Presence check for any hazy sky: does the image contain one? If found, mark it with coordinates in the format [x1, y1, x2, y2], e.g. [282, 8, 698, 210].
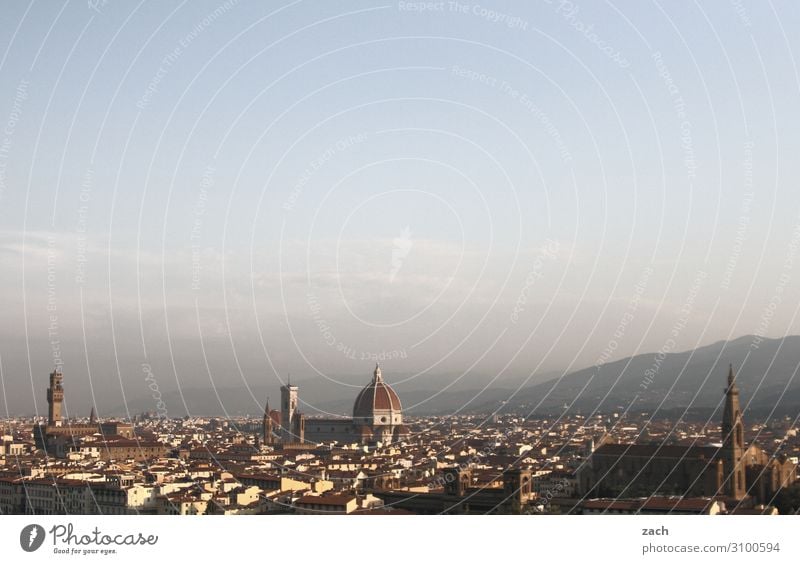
[2, 1, 800, 416]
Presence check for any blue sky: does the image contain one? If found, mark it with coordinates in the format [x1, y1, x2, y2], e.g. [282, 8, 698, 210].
[1, 1, 800, 415]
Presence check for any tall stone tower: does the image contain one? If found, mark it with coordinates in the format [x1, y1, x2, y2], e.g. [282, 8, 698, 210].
[262, 397, 273, 446]
[722, 364, 746, 499]
[443, 466, 472, 497]
[280, 381, 299, 443]
[47, 367, 64, 427]
[503, 467, 532, 512]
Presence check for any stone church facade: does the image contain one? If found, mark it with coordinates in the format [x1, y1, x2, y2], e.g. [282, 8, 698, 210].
[579, 366, 796, 504]
[263, 364, 410, 446]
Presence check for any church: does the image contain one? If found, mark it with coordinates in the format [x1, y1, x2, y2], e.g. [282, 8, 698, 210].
[578, 365, 796, 504]
[262, 364, 410, 446]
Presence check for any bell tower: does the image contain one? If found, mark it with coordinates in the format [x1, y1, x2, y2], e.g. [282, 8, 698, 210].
[503, 467, 532, 512]
[722, 365, 746, 499]
[280, 380, 299, 442]
[443, 466, 472, 497]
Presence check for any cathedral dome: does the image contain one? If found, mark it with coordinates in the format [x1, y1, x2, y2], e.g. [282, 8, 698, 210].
[353, 364, 402, 423]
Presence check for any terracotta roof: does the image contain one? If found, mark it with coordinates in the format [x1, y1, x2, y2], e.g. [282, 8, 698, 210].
[269, 410, 281, 427]
[594, 443, 721, 460]
[353, 365, 401, 417]
[641, 497, 715, 511]
[296, 494, 355, 506]
[236, 472, 281, 481]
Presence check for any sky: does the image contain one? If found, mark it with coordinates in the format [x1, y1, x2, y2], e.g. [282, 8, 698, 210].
[1, 0, 800, 417]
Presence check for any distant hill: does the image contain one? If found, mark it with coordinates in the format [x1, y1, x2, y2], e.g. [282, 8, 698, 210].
[114, 336, 800, 419]
[480, 335, 800, 417]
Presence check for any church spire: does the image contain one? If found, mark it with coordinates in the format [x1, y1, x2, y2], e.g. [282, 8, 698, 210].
[374, 363, 382, 382]
[722, 364, 746, 499]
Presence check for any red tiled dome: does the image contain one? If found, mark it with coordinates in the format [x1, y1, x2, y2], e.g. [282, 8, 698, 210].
[269, 410, 281, 428]
[353, 364, 402, 418]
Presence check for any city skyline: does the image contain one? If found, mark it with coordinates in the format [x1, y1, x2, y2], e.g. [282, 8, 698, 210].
[1, 360, 797, 516]
[2, 2, 800, 546]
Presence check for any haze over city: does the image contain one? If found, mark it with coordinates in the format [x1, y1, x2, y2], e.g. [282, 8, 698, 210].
[5, 7, 800, 556]
[2, 1, 800, 419]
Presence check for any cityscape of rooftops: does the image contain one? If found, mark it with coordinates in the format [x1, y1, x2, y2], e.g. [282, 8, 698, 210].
[2, 0, 800, 534]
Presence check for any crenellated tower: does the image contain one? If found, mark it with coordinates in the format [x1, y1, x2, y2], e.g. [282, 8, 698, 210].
[47, 367, 64, 427]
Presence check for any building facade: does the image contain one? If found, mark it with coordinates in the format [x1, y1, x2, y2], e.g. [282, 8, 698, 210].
[578, 365, 797, 504]
[285, 364, 410, 446]
[47, 367, 64, 426]
[34, 368, 135, 455]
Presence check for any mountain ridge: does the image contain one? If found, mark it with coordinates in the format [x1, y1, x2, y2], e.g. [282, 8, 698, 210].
[111, 335, 800, 417]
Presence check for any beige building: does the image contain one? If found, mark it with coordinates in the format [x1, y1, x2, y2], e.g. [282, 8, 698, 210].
[294, 493, 358, 514]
